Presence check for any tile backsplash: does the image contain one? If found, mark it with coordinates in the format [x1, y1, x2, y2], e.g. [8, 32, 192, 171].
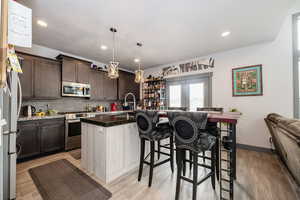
[22, 98, 117, 113]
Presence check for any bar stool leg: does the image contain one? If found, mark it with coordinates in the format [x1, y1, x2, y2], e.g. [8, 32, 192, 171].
[170, 136, 174, 173]
[157, 141, 161, 160]
[192, 152, 198, 200]
[211, 145, 216, 190]
[138, 138, 145, 181]
[175, 149, 183, 200]
[149, 141, 155, 187]
[215, 138, 220, 181]
[182, 150, 186, 176]
[189, 150, 193, 170]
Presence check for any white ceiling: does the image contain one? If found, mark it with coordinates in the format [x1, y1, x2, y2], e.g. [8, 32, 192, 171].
[18, 0, 294, 70]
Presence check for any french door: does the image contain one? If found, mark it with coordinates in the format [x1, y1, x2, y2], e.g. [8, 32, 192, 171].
[167, 74, 212, 111]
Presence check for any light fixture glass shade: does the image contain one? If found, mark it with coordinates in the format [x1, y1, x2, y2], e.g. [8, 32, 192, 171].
[108, 61, 119, 79]
[135, 69, 144, 83]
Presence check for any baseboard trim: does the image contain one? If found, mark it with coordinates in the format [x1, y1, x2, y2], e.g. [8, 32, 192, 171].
[237, 143, 274, 153]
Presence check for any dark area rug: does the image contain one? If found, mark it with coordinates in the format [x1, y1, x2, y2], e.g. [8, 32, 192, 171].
[29, 159, 112, 200]
[69, 149, 81, 160]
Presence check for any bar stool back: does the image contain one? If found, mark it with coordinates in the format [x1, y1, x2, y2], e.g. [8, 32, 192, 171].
[136, 110, 174, 187]
[167, 112, 216, 200]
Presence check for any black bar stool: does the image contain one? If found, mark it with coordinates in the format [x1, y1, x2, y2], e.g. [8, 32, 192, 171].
[136, 110, 174, 187]
[196, 107, 223, 180]
[167, 112, 217, 200]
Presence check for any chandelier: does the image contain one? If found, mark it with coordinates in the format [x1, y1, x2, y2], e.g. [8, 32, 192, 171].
[107, 28, 119, 79]
[134, 42, 144, 83]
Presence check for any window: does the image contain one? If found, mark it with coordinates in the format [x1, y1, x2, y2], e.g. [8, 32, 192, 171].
[166, 73, 212, 111]
[293, 14, 300, 118]
[189, 83, 204, 111]
[169, 85, 181, 107]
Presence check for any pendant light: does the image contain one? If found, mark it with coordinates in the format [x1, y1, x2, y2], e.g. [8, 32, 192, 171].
[107, 27, 119, 79]
[134, 42, 144, 83]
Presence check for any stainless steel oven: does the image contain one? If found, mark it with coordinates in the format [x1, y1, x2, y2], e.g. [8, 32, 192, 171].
[62, 82, 91, 98]
[65, 119, 81, 150]
[65, 112, 95, 150]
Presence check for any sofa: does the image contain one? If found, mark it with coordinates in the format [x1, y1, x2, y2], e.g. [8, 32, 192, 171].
[265, 113, 300, 186]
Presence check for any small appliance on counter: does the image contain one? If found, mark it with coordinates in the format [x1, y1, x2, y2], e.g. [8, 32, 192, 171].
[110, 102, 118, 111]
[22, 105, 36, 117]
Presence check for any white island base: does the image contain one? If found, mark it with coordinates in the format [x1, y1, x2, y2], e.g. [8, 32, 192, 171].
[81, 122, 141, 183]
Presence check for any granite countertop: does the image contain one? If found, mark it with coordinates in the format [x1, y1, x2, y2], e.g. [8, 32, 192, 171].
[18, 114, 65, 122]
[81, 114, 136, 127]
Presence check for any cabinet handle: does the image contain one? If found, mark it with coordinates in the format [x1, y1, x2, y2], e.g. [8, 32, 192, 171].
[16, 144, 22, 157]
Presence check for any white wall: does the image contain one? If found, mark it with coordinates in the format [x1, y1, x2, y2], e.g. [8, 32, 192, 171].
[145, 3, 300, 148]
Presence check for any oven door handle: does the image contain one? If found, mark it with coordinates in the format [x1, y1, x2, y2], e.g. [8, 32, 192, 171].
[67, 119, 81, 123]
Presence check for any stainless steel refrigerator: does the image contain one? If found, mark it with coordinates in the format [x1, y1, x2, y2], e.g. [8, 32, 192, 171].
[1, 71, 22, 200]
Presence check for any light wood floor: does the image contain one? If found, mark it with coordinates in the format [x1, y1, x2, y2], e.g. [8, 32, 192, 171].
[16, 149, 299, 200]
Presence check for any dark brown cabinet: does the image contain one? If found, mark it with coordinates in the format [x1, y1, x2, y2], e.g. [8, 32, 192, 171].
[34, 59, 60, 99]
[77, 62, 91, 84]
[17, 118, 65, 161]
[61, 58, 77, 82]
[18, 55, 34, 99]
[17, 52, 61, 100]
[103, 72, 118, 100]
[40, 119, 65, 153]
[17, 52, 139, 102]
[17, 121, 40, 159]
[118, 70, 140, 100]
[90, 70, 103, 100]
[58, 55, 91, 84]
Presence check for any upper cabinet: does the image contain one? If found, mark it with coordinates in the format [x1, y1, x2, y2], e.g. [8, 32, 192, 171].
[34, 59, 61, 99]
[18, 54, 34, 99]
[118, 70, 140, 100]
[89, 71, 103, 100]
[17, 52, 61, 100]
[103, 72, 118, 100]
[17, 53, 139, 102]
[57, 55, 91, 84]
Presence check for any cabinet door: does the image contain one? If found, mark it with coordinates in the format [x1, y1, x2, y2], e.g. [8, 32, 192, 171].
[34, 59, 61, 99]
[90, 71, 103, 100]
[128, 73, 140, 100]
[118, 71, 136, 100]
[103, 72, 117, 100]
[94, 126, 106, 180]
[77, 62, 91, 84]
[40, 120, 65, 153]
[124, 123, 140, 170]
[81, 123, 88, 170]
[18, 55, 34, 99]
[106, 126, 125, 181]
[62, 58, 77, 82]
[17, 122, 40, 160]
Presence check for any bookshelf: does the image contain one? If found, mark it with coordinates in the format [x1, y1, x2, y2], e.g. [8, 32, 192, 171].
[142, 78, 167, 110]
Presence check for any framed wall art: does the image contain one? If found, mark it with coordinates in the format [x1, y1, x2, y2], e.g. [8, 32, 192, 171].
[232, 65, 263, 96]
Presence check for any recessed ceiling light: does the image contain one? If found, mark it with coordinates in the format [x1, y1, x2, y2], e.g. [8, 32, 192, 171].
[134, 58, 140, 63]
[100, 45, 108, 50]
[37, 20, 47, 27]
[221, 31, 231, 37]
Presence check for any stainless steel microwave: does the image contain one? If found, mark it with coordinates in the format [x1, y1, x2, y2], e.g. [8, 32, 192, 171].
[62, 82, 91, 98]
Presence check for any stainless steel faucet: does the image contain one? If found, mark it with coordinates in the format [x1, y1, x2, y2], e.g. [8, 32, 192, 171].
[124, 93, 136, 110]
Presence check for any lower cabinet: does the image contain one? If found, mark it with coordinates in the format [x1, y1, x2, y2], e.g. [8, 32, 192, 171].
[81, 122, 141, 183]
[40, 120, 65, 153]
[17, 118, 65, 161]
[16, 121, 40, 159]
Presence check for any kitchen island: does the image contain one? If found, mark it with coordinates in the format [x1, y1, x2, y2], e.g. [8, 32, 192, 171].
[81, 114, 141, 183]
